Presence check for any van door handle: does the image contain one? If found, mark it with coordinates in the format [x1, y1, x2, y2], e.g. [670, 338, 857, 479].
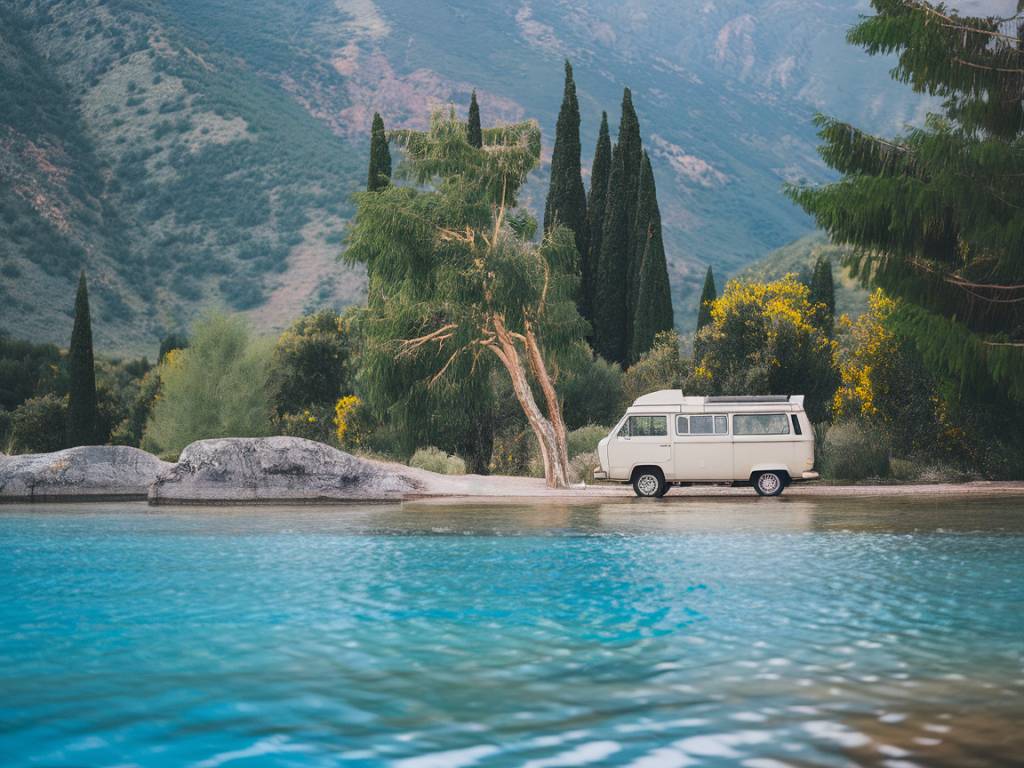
[658, 444, 670, 447]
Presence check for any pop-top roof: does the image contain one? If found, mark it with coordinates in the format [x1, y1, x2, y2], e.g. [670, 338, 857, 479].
[631, 391, 805, 408]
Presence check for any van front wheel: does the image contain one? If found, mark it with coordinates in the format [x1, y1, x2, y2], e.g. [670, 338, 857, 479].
[633, 469, 666, 498]
[753, 471, 785, 497]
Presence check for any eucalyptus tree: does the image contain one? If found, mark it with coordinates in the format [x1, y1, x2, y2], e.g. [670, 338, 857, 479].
[345, 109, 586, 487]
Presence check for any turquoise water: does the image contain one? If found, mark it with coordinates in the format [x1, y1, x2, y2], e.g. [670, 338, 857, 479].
[1, 498, 1023, 767]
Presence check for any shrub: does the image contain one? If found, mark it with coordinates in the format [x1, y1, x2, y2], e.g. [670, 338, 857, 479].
[271, 310, 351, 415]
[490, 428, 542, 478]
[10, 394, 68, 454]
[409, 446, 467, 475]
[821, 420, 890, 481]
[568, 451, 601, 484]
[567, 425, 609, 458]
[622, 330, 687, 410]
[559, 347, 623, 429]
[141, 314, 273, 455]
[275, 404, 336, 445]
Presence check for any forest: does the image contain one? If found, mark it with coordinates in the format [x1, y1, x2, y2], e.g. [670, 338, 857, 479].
[2, 1, 1023, 484]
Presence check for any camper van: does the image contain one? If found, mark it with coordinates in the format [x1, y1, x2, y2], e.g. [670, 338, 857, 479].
[594, 392, 818, 497]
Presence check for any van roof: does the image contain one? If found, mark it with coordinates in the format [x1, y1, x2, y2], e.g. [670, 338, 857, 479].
[631, 391, 805, 409]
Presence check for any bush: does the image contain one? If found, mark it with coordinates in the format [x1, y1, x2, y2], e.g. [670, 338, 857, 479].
[568, 451, 601, 484]
[275, 404, 336, 445]
[271, 310, 351, 415]
[821, 420, 890, 481]
[409, 446, 467, 475]
[559, 347, 623, 429]
[141, 314, 273, 455]
[10, 394, 67, 454]
[567, 425, 609, 458]
[622, 330, 687, 409]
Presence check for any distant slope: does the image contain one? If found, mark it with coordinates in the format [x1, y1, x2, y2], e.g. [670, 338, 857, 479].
[736, 231, 869, 319]
[0, 0, 364, 355]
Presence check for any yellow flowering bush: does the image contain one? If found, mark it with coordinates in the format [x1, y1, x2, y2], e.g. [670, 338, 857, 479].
[693, 275, 838, 422]
[833, 289, 897, 418]
[334, 395, 362, 445]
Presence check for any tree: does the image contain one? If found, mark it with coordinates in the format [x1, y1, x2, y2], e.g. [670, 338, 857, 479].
[630, 152, 674, 361]
[696, 265, 717, 333]
[345, 109, 586, 487]
[543, 61, 589, 318]
[788, 0, 1024, 406]
[158, 332, 188, 363]
[585, 111, 612, 326]
[693, 276, 839, 423]
[467, 90, 482, 149]
[270, 309, 351, 415]
[808, 255, 836, 335]
[366, 112, 392, 192]
[616, 89, 644, 331]
[142, 314, 273, 457]
[67, 271, 98, 446]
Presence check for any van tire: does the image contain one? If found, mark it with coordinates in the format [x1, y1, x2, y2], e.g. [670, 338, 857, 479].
[632, 468, 666, 498]
[753, 471, 786, 497]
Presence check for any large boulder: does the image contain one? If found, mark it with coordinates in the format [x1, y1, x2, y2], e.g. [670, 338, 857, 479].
[0, 446, 172, 501]
[149, 436, 422, 504]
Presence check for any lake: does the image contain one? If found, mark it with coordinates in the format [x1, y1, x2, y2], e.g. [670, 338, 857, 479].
[1, 497, 1022, 766]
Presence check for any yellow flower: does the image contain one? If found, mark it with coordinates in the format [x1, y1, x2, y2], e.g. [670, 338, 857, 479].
[334, 395, 361, 443]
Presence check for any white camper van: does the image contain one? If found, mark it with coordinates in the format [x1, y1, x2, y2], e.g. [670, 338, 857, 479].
[594, 392, 818, 497]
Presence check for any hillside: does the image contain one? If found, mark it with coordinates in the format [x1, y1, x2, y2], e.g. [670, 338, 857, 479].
[737, 231, 869, 319]
[0, 0, 927, 354]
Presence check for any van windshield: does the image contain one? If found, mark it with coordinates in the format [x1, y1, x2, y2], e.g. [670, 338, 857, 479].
[620, 415, 667, 437]
[733, 413, 790, 436]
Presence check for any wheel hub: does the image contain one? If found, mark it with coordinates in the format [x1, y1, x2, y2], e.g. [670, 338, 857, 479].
[637, 474, 660, 495]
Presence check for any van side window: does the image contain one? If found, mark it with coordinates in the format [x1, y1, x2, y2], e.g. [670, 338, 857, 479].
[791, 414, 802, 435]
[621, 415, 667, 437]
[690, 415, 714, 434]
[676, 416, 688, 434]
[733, 413, 790, 435]
[715, 415, 728, 434]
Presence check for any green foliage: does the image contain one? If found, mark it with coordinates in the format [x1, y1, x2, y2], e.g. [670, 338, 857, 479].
[821, 420, 890, 481]
[270, 309, 351, 415]
[593, 117, 631, 363]
[631, 152, 674, 361]
[141, 314, 273, 455]
[788, 1, 1024, 414]
[622, 330, 687, 409]
[109, 368, 160, 447]
[808, 255, 836, 334]
[543, 61, 588, 314]
[0, 332, 62, 411]
[467, 91, 482, 149]
[409, 446, 467, 475]
[567, 424, 608, 458]
[10, 394, 68, 454]
[274, 404, 337, 445]
[367, 112, 392, 192]
[158, 333, 188, 363]
[585, 111, 611, 332]
[67, 272, 98, 446]
[558, 346, 624, 429]
[696, 265, 716, 333]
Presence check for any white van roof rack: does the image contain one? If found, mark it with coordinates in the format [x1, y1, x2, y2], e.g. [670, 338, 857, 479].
[706, 395, 790, 404]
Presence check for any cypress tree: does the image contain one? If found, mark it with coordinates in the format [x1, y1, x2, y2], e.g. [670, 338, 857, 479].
[366, 112, 392, 192]
[585, 111, 611, 325]
[789, 1, 1024, 405]
[696, 265, 717, 333]
[593, 141, 630, 365]
[631, 153, 674, 361]
[543, 61, 589, 316]
[616, 89, 644, 313]
[467, 90, 482, 149]
[67, 271, 98, 447]
[809, 255, 836, 334]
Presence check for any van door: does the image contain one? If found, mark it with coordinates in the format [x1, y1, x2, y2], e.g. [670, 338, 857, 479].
[672, 414, 733, 481]
[607, 414, 672, 479]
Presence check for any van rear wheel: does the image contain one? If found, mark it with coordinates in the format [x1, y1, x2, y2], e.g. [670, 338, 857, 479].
[633, 469, 666, 498]
[753, 471, 785, 497]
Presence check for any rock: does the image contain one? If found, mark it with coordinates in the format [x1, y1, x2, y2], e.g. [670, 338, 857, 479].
[0, 446, 172, 501]
[149, 436, 422, 504]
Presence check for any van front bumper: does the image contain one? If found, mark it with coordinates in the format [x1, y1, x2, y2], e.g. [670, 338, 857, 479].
[592, 469, 608, 481]
[800, 471, 820, 481]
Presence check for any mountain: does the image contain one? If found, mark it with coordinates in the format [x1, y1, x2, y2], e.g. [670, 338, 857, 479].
[0, 0, 928, 355]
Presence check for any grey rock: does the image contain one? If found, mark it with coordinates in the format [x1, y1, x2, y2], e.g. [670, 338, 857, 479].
[149, 436, 422, 504]
[0, 446, 172, 501]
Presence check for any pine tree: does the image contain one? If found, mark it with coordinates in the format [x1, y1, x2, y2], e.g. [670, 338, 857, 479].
[585, 111, 612, 326]
[67, 271, 98, 447]
[366, 112, 392, 192]
[696, 265, 717, 333]
[809, 255, 836, 334]
[543, 61, 589, 317]
[631, 153, 674, 361]
[467, 90, 482, 149]
[788, 1, 1024, 404]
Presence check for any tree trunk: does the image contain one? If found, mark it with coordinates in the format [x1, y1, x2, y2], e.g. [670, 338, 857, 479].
[523, 321, 570, 483]
[489, 316, 571, 488]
